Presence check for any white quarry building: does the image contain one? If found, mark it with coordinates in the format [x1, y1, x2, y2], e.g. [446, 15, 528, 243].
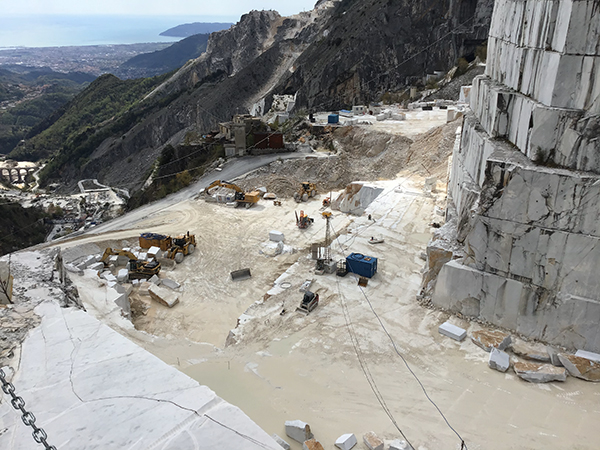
[426, 0, 600, 352]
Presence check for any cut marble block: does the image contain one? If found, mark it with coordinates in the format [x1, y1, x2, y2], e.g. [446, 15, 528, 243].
[438, 322, 467, 341]
[117, 269, 128, 283]
[363, 432, 383, 450]
[272, 434, 290, 450]
[161, 278, 181, 290]
[575, 350, 600, 363]
[514, 362, 567, 383]
[148, 284, 180, 308]
[335, 433, 357, 450]
[389, 439, 413, 450]
[489, 348, 510, 372]
[285, 420, 314, 443]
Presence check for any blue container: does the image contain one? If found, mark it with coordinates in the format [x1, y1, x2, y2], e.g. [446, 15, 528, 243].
[328, 114, 339, 124]
[346, 253, 378, 278]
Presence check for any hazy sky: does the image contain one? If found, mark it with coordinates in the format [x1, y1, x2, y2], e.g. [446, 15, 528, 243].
[2, 0, 319, 19]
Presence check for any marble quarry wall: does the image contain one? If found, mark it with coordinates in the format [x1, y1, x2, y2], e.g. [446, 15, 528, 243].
[426, 0, 600, 352]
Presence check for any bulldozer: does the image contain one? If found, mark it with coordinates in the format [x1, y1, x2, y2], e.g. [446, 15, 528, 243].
[294, 182, 317, 202]
[296, 290, 319, 315]
[205, 180, 261, 208]
[165, 232, 196, 263]
[100, 248, 161, 280]
[295, 210, 314, 229]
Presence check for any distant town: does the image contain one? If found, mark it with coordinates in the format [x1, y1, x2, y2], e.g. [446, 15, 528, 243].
[0, 42, 171, 75]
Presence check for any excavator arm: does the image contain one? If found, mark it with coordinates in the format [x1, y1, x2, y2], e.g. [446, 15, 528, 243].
[206, 180, 244, 193]
[100, 248, 137, 264]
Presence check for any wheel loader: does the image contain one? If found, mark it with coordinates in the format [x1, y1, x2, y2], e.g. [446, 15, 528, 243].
[166, 232, 196, 263]
[294, 182, 317, 202]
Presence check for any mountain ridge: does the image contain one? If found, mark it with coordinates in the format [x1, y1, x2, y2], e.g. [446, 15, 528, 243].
[17, 0, 494, 194]
[159, 22, 234, 37]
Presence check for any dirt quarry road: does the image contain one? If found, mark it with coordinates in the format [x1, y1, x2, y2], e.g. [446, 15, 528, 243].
[50, 117, 599, 450]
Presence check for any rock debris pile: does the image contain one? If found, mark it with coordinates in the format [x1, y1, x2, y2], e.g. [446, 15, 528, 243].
[237, 123, 459, 197]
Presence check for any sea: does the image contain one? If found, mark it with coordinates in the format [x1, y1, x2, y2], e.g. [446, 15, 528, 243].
[0, 15, 232, 48]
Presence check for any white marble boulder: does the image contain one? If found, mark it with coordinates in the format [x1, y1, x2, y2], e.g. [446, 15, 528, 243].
[335, 433, 357, 450]
[488, 348, 510, 372]
[285, 420, 314, 443]
[363, 431, 384, 450]
[272, 434, 290, 450]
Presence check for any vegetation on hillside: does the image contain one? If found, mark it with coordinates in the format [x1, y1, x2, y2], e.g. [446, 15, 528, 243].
[127, 142, 224, 209]
[10, 73, 170, 164]
[0, 68, 95, 154]
[0, 203, 50, 256]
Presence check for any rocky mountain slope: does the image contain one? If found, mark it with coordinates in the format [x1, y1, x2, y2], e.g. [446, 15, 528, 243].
[115, 33, 212, 79]
[23, 0, 493, 193]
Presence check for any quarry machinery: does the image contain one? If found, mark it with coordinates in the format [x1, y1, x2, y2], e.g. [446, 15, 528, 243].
[295, 210, 314, 229]
[139, 232, 172, 251]
[296, 290, 319, 315]
[100, 248, 161, 279]
[206, 180, 261, 208]
[294, 182, 317, 202]
[165, 232, 196, 263]
[316, 211, 335, 272]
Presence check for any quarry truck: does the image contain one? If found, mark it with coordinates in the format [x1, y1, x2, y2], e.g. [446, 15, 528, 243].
[139, 232, 172, 251]
[100, 248, 161, 279]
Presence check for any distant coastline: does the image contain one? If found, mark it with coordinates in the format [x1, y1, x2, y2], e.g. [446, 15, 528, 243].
[0, 15, 235, 48]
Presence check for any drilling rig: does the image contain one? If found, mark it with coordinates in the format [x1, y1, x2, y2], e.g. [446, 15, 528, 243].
[316, 212, 336, 273]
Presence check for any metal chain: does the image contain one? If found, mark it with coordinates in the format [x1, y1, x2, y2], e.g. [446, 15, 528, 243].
[0, 367, 57, 450]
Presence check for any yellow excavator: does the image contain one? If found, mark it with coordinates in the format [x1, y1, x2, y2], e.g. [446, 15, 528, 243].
[205, 180, 261, 208]
[165, 232, 196, 263]
[101, 248, 161, 279]
[294, 182, 317, 202]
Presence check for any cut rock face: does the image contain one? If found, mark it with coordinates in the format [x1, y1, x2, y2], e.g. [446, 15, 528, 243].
[558, 354, 600, 382]
[363, 431, 384, 450]
[514, 362, 567, 383]
[471, 329, 511, 352]
[285, 420, 314, 443]
[488, 348, 510, 372]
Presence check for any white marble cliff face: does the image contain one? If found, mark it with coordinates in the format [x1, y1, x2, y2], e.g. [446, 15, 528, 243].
[429, 0, 600, 352]
[0, 301, 279, 450]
